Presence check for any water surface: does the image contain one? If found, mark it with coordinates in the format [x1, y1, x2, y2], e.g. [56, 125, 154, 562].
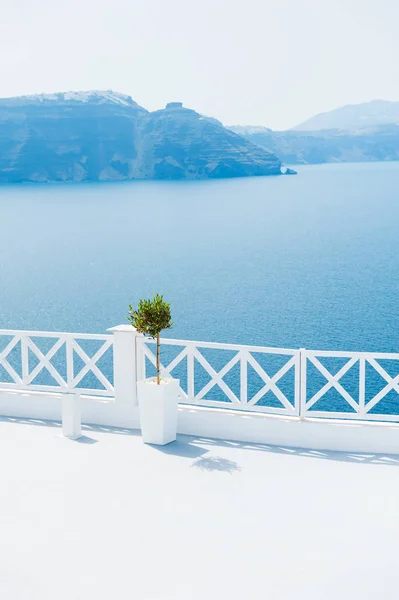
[1, 162, 398, 353]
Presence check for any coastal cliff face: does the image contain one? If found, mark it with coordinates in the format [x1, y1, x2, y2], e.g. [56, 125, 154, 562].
[137, 103, 281, 179]
[229, 124, 399, 165]
[231, 100, 399, 166]
[0, 92, 145, 183]
[0, 92, 281, 183]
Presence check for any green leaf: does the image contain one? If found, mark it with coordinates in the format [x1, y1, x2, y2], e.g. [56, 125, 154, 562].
[126, 293, 173, 338]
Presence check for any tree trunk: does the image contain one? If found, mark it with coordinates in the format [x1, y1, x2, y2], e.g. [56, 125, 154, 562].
[156, 332, 161, 385]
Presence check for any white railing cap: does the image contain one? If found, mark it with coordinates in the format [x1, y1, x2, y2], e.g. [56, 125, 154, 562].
[107, 324, 141, 334]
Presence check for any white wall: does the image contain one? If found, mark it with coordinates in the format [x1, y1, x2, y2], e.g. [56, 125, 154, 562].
[1, 388, 399, 455]
[0, 390, 140, 430]
[178, 405, 399, 454]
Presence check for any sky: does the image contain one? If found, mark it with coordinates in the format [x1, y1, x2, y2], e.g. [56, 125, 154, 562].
[1, 0, 399, 129]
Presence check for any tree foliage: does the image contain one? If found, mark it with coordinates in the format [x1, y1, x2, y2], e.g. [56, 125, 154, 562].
[127, 294, 172, 338]
[127, 294, 173, 384]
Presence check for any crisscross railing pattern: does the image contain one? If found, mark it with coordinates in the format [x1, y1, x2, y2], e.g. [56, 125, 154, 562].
[0, 330, 114, 396]
[2, 328, 399, 421]
[302, 350, 399, 421]
[137, 337, 300, 415]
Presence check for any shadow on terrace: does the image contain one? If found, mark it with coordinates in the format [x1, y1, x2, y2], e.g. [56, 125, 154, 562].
[1, 414, 399, 469]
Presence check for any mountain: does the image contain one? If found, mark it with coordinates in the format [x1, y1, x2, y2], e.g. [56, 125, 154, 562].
[0, 90, 142, 108]
[136, 103, 282, 179]
[293, 100, 399, 131]
[229, 123, 399, 165]
[0, 92, 282, 183]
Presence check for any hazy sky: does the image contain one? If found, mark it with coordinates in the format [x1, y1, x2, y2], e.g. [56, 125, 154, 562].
[1, 0, 398, 129]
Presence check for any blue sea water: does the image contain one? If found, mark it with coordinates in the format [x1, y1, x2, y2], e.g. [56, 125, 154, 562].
[1, 161, 399, 353]
[1, 161, 399, 414]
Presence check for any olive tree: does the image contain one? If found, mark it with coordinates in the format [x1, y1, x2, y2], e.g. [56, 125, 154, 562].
[127, 294, 173, 385]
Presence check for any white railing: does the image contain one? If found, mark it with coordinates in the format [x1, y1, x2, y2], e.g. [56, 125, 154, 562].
[0, 330, 114, 397]
[139, 339, 399, 421]
[301, 349, 399, 422]
[138, 337, 300, 416]
[1, 328, 399, 423]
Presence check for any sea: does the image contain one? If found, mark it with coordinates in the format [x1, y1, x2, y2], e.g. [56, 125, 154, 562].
[1, 161, 398, 351]
[1, 162, 399, 414]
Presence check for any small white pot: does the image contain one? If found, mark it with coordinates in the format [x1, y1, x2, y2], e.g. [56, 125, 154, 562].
[137, 377, 180, 445]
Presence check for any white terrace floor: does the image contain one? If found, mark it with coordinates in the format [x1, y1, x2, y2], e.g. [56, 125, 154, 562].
[1, 418, 399, 600]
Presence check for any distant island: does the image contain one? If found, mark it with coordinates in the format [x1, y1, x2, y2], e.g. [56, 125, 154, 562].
[229, 100, 399, 165]
[293, 99, 399, 131]
[0, 91, 283, 183]
[1, 93, 398, 183]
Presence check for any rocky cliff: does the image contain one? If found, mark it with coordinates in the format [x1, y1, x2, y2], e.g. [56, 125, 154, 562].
[229, 124, 399, 165]
[0, 91, 281, 183]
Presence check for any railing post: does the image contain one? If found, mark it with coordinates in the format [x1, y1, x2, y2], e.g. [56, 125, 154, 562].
[21, 334, 29, 385]
[107, 325, 142, 407]
[240, 350, 248, 407]
[299, 348, 307, 419]
[62, 392, 81, 439]
[359, 357, 366, 417]
[187, 344, 195, 403]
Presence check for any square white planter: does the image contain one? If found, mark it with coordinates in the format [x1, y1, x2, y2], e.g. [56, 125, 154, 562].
[137, 377, 180, 445]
